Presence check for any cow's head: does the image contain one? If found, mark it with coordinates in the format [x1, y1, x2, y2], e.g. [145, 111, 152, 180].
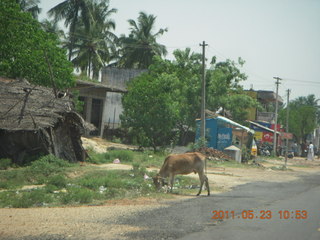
[152, 174, 165, 190]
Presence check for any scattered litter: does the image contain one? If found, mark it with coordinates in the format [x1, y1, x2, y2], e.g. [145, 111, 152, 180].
[99, 186, 107, 194]
[144, 173, 150, 180]
[53, 188, 67, 194]
[113, 158, 121, 164]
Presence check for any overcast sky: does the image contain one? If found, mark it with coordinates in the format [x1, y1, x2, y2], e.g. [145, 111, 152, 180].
[39, 0, 320, 102]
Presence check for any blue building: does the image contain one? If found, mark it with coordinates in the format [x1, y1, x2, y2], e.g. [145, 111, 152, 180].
[196, 116, 254, 151]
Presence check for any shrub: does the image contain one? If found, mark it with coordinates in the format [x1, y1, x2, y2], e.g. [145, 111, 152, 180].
[0, 158, 12, 170]
[61, 187, 95, 204]
[132, 162, 147, 177]
[105, 150, 134, 163]
[0, 169, 28, 189]
[27, 155, 72, 179]
[47, 174, 68, 188]
[10, 189, 53, 208]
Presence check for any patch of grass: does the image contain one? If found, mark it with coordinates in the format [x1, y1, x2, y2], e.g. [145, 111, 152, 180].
[0, 158, 12, 170]
[25, 155, 73, 184]
[105, 150, 134, 162]
[0, 169, 29, 189]
[270, 165, 293, 171]
[47, 174, 68, 188]
[0, 150, 203, 208]
[0, 189, 53, 208]
[86, 148, 166, 168]
[28, 155, 71, 174]
[60, 187, 96, 204]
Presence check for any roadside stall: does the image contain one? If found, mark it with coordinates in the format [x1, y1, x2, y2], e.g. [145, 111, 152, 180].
[196, 116, 255, 151]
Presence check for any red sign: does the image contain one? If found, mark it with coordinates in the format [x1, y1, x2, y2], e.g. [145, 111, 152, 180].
[270, 124, 281, 131]
[262, 132, 273, 143]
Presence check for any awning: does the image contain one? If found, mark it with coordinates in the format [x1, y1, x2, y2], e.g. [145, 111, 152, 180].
[247, 120, 280, 135]
[216, 116, 255, 134]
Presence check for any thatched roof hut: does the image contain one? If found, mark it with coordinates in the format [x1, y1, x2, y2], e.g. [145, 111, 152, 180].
[0, 77, 86, 164]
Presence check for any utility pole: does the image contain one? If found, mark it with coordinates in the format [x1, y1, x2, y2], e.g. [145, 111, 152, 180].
[200, 41, 208, 140]
[285, 89, 290, 167]
[273, 77, 282, 156]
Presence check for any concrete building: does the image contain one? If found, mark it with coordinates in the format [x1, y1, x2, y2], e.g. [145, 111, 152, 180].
[74, 68, 146, 137]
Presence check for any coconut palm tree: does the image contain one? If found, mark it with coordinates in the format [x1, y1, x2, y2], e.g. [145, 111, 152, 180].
[48, 0, 91, 60]
[17, 0, 41, 19]
[41, 19, 66, 40]
[118, 11, 168, 68]
[71, 0, 118, 79]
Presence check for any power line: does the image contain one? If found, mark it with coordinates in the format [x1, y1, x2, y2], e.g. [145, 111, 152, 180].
[283, 78, 320, 85]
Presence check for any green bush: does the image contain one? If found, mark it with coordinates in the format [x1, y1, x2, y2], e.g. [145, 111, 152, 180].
[0, 169, 28, 189]
[105, 150, 134, 163]
[47, 175, 68, 188]
[0, 158, 12, 170]
[87, 149, 135, 164]
[8, 189, 53, 208]
[27, 155, 72, 181]
[61, 187, 95, 204]
[132, 162, 147, 177]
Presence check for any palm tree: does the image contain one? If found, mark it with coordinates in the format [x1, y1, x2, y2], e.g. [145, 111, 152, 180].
[17, 0, 41, 19]
[173, 48, 202, 68]
[118, 11, 168, 68]
[48, 0, 91, 60]
[41, 19, 66, 40]
[71, 0, 118, 79]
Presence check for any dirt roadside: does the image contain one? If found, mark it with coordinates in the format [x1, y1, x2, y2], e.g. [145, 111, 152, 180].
[1, 139, 320, 240]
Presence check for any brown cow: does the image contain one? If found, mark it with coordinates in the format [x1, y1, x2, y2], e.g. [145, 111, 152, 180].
[153, 152, 210, 196]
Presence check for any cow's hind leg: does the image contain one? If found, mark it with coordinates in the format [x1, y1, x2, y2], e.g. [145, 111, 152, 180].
[197, 173, 205, 196]
[204, 175, 210, 196]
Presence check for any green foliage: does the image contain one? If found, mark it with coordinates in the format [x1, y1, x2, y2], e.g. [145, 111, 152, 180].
[121, 52, 255, 149]
[26, 155, 72, 183]
[0, 189, 53, 208]
[0, 0, 74, 89]
[87, 149, 135, 164]
[71, 1, 118, 78]
[118, 11, 167, 68]
[0, 168, 29, 189]
[0, 158, 12, 170]
[0, 151, 198, 207]
[47, 174, 68, 188]
[61, 187, 96, 204]
[121, 70, 180, 150]
[279, 94, 318, 143]
[241, 145, 251, 162]
[188, 137, 208, 150]
[206, 58, 259, 123]
[105, 150, 134, 162]
[132, 162, 147, 177]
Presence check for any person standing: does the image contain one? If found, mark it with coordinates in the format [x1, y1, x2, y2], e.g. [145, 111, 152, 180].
[307, 142, 314, 161]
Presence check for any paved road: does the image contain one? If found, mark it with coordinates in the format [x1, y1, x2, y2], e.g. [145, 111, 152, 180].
[120, 173, 320, 240]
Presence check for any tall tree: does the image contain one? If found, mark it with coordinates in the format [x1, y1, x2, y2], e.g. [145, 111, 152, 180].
[16, 0, 41, 19]
[205, 57, 258, 124]
[118, 12, 167, 68]
[121, 70, 180, 151]
[41, 19, 66, 40]
[48, 0, 91, 60]
[0, 0, 74, 89]
[71, 0, 118, 79]
[279, 94, 318, 143]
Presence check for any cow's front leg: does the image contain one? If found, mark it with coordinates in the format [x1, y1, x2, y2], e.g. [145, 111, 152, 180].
[169, 173, 175, 192]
